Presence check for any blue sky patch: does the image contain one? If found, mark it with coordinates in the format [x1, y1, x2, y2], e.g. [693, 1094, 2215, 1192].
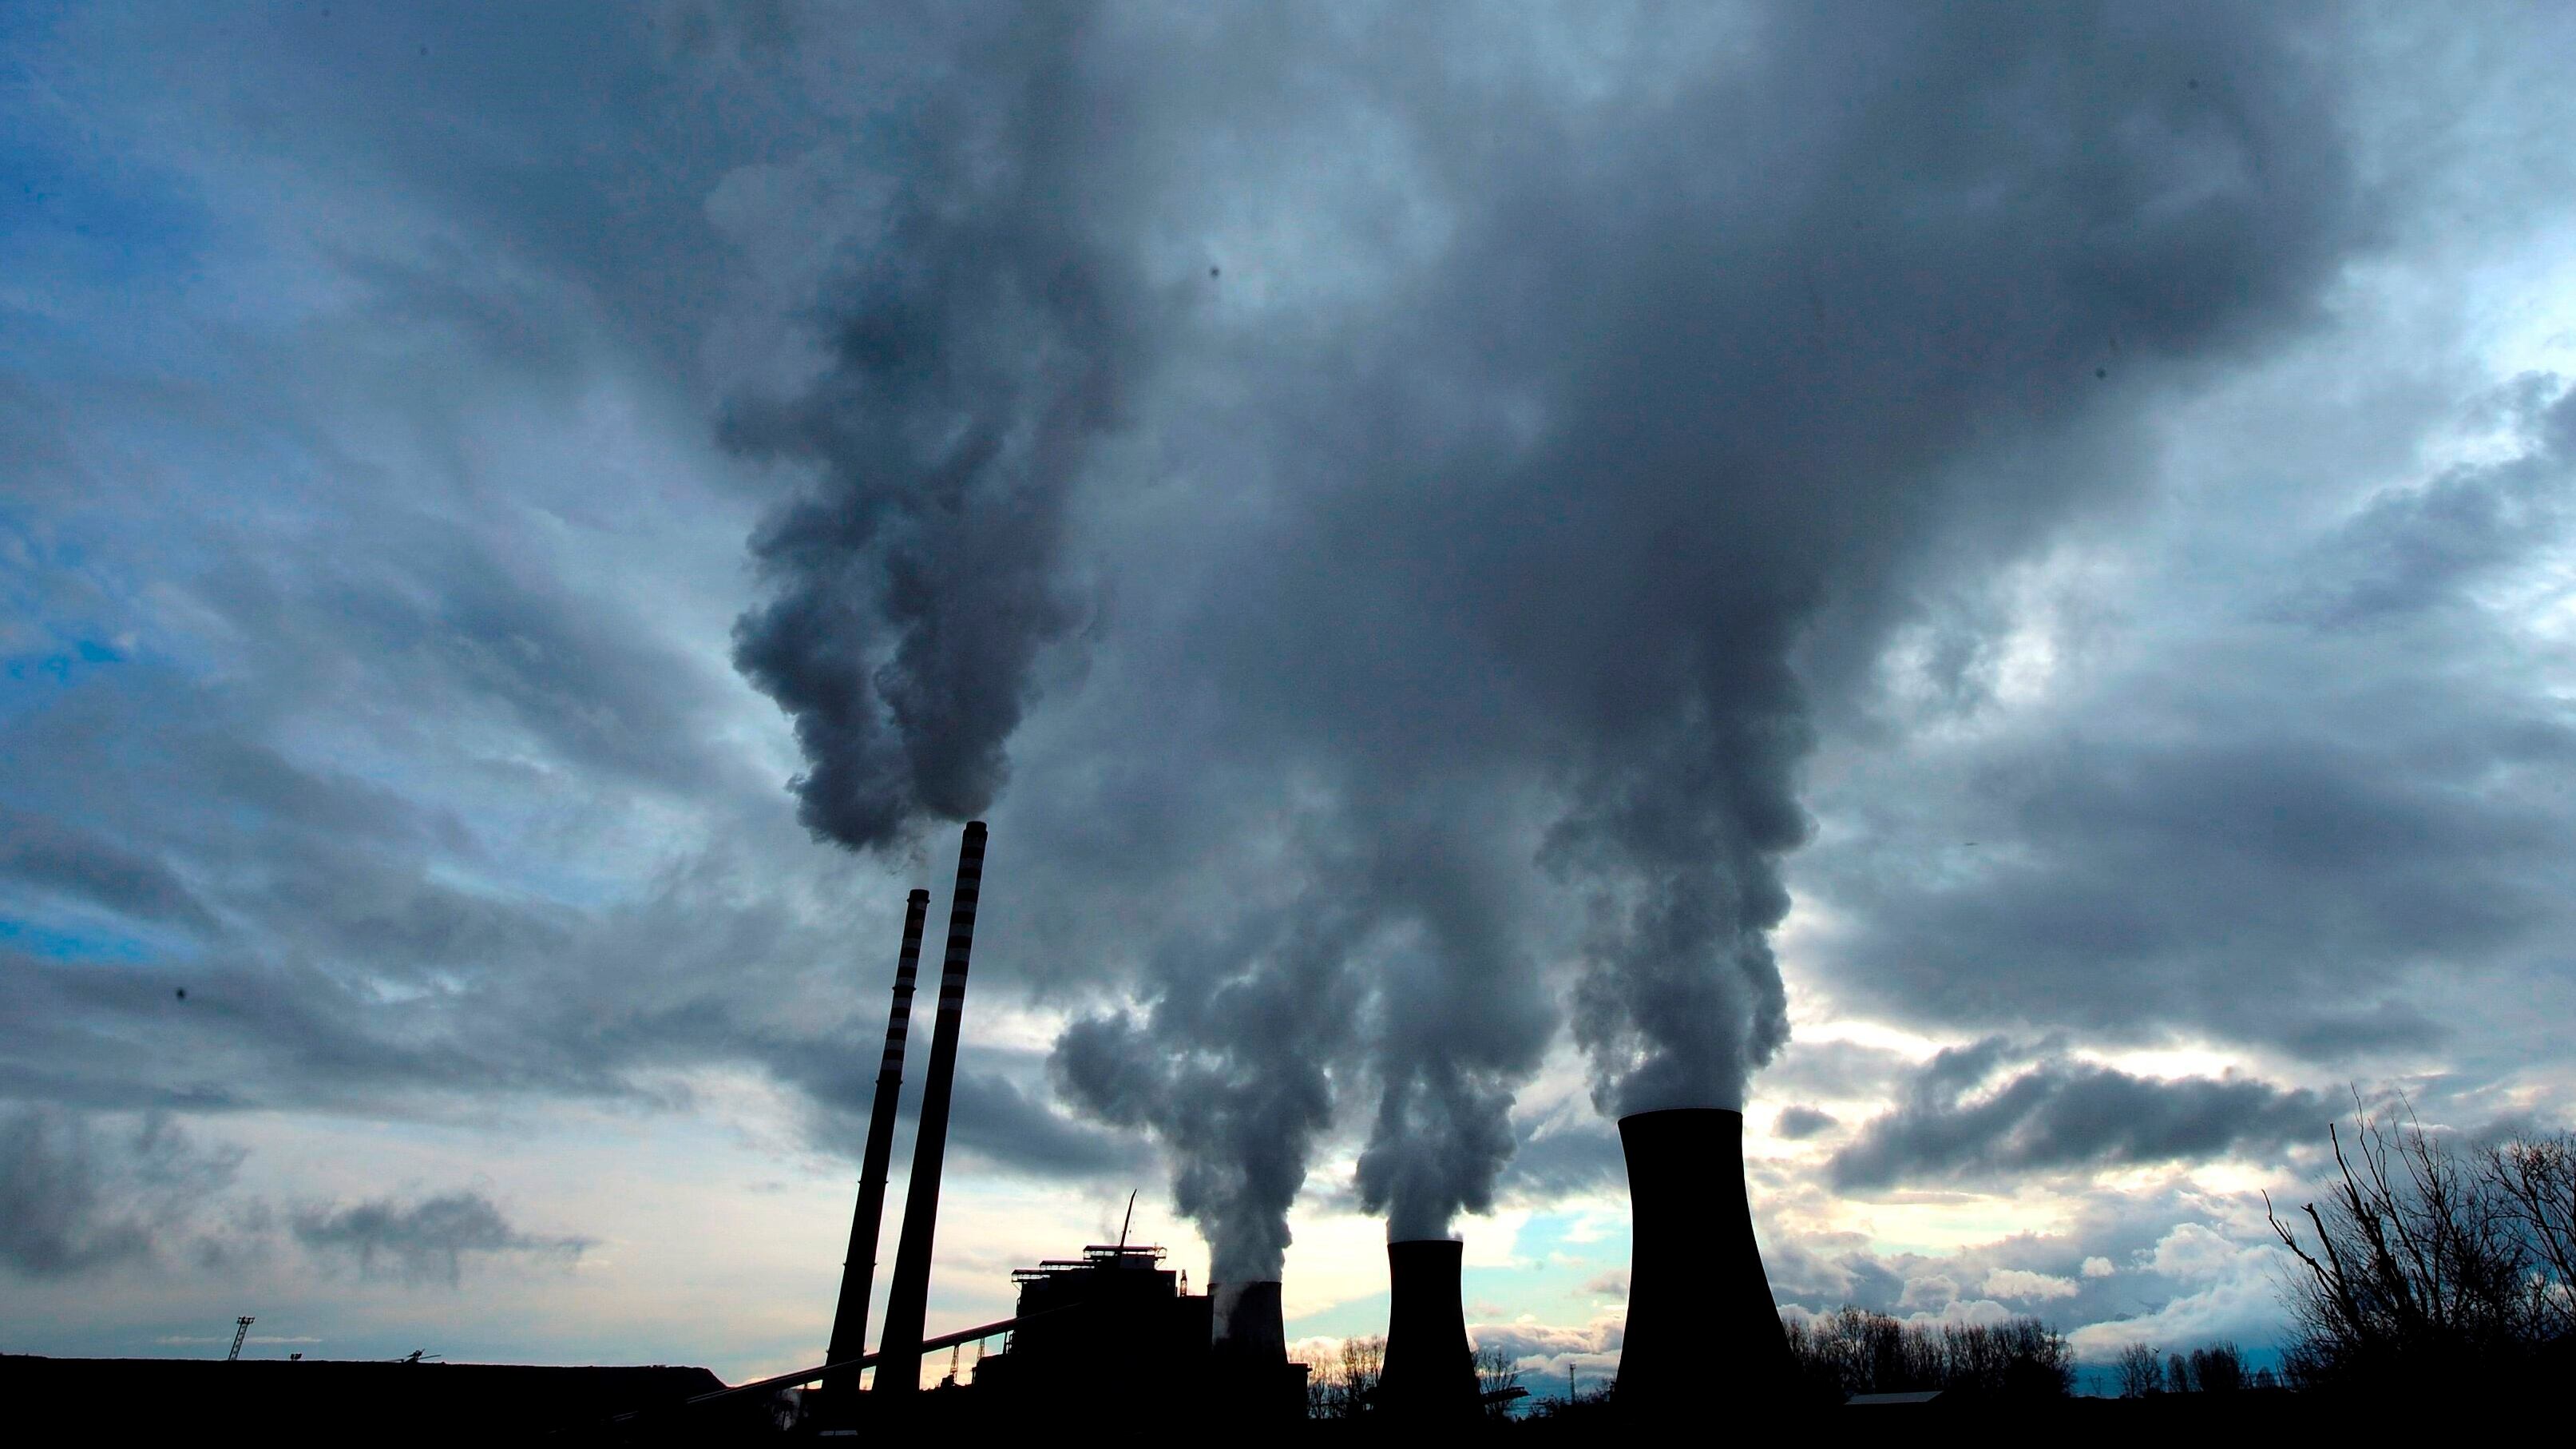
[0, 914, 151, 963]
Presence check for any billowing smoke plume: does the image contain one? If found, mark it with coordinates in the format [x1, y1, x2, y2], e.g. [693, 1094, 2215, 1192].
[735, 2, 2356, 1264]
[1053, 804, 1554, 1264]
[1052, 896, 1360, 1281]
[729, 10, 1147, 853]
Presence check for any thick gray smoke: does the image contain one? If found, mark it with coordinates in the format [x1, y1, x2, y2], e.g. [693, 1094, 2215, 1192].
[1052, 803, 1555, 1263]
[1052, 898, 1360, 1281]
[735, 2, 2357, 1267]
[728, 10, 1147, 853]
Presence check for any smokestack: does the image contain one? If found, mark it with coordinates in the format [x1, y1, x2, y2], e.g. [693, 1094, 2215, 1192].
[1377, 1238, 1478, 1423]
[820, 887, 931, 1400]
[1615, 1107, 1793, 1422]
[874, 822, 989, 1393]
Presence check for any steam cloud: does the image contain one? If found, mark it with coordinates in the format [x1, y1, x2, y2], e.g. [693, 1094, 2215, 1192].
[734, 3, 2356, 1268]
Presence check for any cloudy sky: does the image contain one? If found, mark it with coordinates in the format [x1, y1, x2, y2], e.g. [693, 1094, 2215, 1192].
[6, 0, 2574, 1389]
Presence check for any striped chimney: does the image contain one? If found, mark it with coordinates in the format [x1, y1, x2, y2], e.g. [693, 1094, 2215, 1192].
[820, 886, 930, 1399]
[874, 822, 989, 1392]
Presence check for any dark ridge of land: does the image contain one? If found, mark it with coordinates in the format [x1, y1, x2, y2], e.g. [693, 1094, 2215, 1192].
[0, 1355, 751, 1444]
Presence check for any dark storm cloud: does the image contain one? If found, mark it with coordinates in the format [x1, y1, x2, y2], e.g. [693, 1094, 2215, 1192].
[2295, 378, 2576, 629]
[1775, 1106, 1840, 1141]
[769, 1034, 1147, 1181]
[293, 1191, 586, 1287]
[0, 0, 1118, 1197]
[0, 806, 216, 931]
[1754, 1037, 1924, 1106]
[0, 1106, 246, 1277]
[0, 661, 1147, 1184]
[1800, 374, 2576, 1063]
[220, 522, 731, 792]
[1496, 1116, 1627, 1201]
[1828, 1039, 2328, 1190]
[2, 1101, 585, 1299]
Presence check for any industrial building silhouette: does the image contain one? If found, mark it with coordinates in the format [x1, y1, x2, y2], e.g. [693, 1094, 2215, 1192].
[7, 823, 1812, 1439]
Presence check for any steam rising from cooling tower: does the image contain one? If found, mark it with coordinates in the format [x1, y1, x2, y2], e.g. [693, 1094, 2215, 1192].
[1052, 829, 1549, 1276]
[732, 5, 2359, 1266]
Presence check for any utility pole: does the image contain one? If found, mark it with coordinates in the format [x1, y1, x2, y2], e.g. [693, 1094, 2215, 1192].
[228, 1317, 255, 1361]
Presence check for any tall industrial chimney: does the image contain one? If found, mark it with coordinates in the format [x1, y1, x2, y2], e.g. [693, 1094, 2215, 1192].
[1615, 1107, 1793, 1422]
[1377, 1238, 1479, 1423]
[874, 822, 989, 1394]
[819, 887, 930, 1401]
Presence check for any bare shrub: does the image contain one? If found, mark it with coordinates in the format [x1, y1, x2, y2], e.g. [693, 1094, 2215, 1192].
[2268, 1098, 2574, 1387]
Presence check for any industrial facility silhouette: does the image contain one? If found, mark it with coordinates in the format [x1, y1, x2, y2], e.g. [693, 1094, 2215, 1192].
[2, 822, 1805, 1439]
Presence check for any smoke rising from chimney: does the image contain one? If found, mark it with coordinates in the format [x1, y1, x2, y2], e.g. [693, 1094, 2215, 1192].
[728, 11, 1145, 856]
[732, 2, 2356, 1259]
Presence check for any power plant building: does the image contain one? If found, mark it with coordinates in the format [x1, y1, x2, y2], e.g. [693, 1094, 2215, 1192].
[973, 1243, 1207, 1395]
[974, 1243, 1306, 1417]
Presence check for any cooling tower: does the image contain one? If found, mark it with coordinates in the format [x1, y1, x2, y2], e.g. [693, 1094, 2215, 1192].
[1208, 1280, 1287, 1367]
[1615, 1106, 1794, 1422]
[1377, 1238, 1479, 1423]
[1206, 1279, 1308, 1419]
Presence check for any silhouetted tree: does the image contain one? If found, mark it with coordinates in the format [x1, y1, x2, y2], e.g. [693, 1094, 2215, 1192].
[2268, 1100, 2576, 1388]
[2188, 1342, 2245, 1393]
[1472, 1344, 1520, 1419]
[1779, 1309, 2070, 1400]
[1781, 1308, 1939, 1402]
[2486, 1135, 2576, 1343]
[2166, 1351, 2191, 1393]
[1302, 1335, 1385, 1419]
[1302, 1359, 1332, 1419]
[2113, 1341, 2162, 1398]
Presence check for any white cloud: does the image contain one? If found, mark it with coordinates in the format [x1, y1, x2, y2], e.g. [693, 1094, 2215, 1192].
[2081, 1256, 2116, 1278]
[2067, 1268, 2282, 1360]
[2147, 1222, 2259, 1282]
[1982, 1268, 2079, 1301]
[1912, 1297, 2013, 1329]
